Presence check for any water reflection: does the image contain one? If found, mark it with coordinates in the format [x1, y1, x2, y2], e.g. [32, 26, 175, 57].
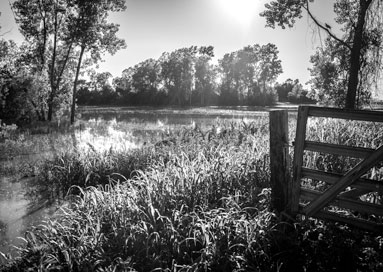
[0, 178, 29, 257]
[0, 177, 58, 261]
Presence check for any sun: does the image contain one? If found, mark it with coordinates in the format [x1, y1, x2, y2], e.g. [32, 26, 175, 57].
[215, 0, 261, 28]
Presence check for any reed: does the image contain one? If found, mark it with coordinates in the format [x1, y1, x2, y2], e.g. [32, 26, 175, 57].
[1, 117, 383, 271]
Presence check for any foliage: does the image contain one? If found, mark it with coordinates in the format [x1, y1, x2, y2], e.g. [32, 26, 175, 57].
[308, 37, 374, 107]
[112, 59, 168, 106]
[109, 44, 282, 107]
[218, 44, 282, 106]
[275, 79, 315, 103]
[308, 39, 348, 106]
[66, 0, 126, 123]
[193, 52, 217, 106]
[77, 73, 119, 105]
[8, 0, 126, 125]
[159, 46, 215, 106]
[261, 0, 383, 109]
[0, 122, 18, 140]
[0, 39, 56, 124]
[12, 0, 76, 121]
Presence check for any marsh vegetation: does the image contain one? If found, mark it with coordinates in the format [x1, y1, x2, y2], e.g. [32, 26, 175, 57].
[1, 107, 382, 271]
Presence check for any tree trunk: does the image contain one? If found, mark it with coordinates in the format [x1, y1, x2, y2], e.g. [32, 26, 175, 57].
[40, 11, 47, 71]
[201, 88, 205, 106]
[48, 9, 59, 121]
[40, 105, 46, 121]
[71, 45, 85, 124]
[29, 98, 43, 121]
[55, 42, 73, 91]
[345, 0, 370, 109]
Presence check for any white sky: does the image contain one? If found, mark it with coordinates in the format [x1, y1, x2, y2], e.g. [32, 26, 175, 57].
[0, 0, 340, 85]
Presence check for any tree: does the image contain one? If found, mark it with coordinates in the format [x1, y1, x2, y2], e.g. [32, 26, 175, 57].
[90, 71, 117, 104]
[275, 78, 314, 103]
[218, 51, 240, 105]
[130, 59, 161, 104]
[160, 46, 214, 106]
[111, 59, 165, 106]
[308, 38, 349, 106]
[275, 79, 295, 102]
[113, 67, 134, 104]
[194, 54, 217, 106]
[88, 71, 113, 92]
[68, 0, 126, 123]
[12, 0, 74, 121]
[12, 0, 126, 123]
[0, 39, 52, 124]
[287, 80, 313, 103]
[261, 0, 383, 109]
[218, 44, 282, 105]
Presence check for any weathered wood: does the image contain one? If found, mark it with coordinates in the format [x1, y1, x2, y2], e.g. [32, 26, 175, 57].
[269, 110, 290, 213]
[339, 188, 373, 199]
[291, 106, 309, 213]
[305, 141, 373, 158]
[300, 188, 383, 216]
[303, 145, 383, 216]
[289, 106, 383, 231]
[301, 167, 383, 193]
[308, 106, 383, 122]
[299, 205, 382, 233]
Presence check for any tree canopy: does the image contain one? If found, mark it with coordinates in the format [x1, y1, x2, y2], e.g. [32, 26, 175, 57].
[8, 0, 126, 124]
[219, 43, 282, 106]
[98, 44, 284, 107]
[261, 0, 383, 108]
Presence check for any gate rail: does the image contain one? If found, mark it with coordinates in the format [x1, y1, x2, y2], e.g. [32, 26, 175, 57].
[269, 106, 383, 232]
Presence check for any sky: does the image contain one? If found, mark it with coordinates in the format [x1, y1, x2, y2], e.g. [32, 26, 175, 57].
[0, 0, 339, 85]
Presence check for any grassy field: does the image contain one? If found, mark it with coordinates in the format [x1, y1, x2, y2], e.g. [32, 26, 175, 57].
[1, 116, 383, 271]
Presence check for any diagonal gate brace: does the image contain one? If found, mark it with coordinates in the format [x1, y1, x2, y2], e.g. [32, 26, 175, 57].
[304, 145, 383, 217]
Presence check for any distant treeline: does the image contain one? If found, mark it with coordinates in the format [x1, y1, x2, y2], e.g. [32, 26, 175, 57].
[77, 45, 315, 107]
[1, 42, 315, 127]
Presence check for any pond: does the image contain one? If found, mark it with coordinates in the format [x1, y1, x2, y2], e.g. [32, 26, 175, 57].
[0, 106, 295, 261]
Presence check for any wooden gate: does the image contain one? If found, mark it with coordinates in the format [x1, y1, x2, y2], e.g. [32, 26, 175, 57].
[290, 106, 383, 232]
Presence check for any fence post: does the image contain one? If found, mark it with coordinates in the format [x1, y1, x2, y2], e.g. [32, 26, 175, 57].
[269, 110, 290, 214]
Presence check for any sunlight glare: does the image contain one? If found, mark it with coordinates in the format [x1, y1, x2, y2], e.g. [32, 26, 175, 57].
[215, 0, 260, 28]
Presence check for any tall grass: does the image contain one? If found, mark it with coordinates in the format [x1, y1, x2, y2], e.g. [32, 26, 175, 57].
[1, 117, 383, 271]
[304, 118, 383, 205]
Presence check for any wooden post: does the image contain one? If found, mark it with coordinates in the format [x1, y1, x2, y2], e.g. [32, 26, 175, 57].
[269, 110, 290, 214]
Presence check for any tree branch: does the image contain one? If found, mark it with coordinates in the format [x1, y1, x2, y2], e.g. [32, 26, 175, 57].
[303, 1, 352, 51]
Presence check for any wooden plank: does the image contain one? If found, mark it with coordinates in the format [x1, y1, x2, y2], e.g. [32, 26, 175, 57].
[291, 106, 309, 214]
[299, 205, 383, 233]
[305, 141, 373, 158]
[269, 110, 290, 213]
[301, 168, 383, 193]
[308, 106, 383, 123]
[300, 188, 383, 216]
[339, 188, 373, 199]
[303, 145, 383, 216]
